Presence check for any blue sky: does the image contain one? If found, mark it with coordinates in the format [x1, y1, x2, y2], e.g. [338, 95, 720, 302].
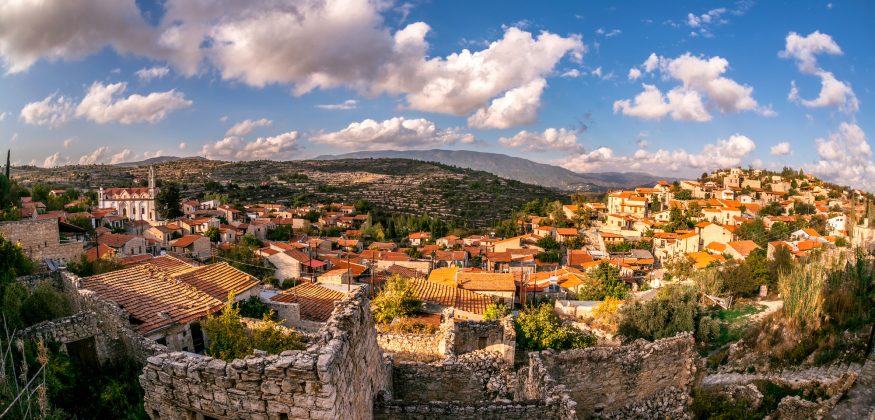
[0, 0, 873, 188]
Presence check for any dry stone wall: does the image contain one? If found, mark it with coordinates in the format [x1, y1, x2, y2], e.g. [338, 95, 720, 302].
[139, 287, 391, 420]
[525, 333, 697, 418]
[0, 219, 83, 263]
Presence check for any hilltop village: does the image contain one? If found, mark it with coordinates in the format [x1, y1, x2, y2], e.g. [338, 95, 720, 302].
[1, 162, 875, 419]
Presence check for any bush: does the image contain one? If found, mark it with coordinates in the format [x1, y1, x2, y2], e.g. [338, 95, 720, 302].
[515, 302, 595, 350]
[371, 275, 422, 324]
[618, 285, 698, 342]
[203, 294, 305, 361]
[483, 301, 510, 320]
[21, 281, 71, 326]
[578, 262, 627, 300]
[591, 296, 622, 333]
[236, 296, 272, 319]
[66, 254, 124, 277]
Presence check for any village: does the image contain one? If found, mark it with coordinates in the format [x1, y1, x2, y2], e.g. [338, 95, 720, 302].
[2, 159, 875, 418]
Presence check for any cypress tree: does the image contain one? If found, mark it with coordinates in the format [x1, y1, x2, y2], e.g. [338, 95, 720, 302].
[5, 150, 9, 178]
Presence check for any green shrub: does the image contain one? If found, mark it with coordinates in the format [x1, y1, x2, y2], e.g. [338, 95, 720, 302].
[483, 301, 510, 320]
[371, 275, 422, 324]
[618, 285, 698, 342]
[515, 302, 595, 351]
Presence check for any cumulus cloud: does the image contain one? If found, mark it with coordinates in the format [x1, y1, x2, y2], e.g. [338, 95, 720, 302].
[780, 31, 857, 113]
[63, 138, 74, 148]
[225, 118, 272, 137]
[614, 53, 765, 121]
[178, 142, 187, 150]
[0, 0, 163, 74]
[19, 94, 75, 128]
[467, 78, 546, 129]
[316, 100, 358, 110]
[135, 66, 170, 81]
[1, 0, 583, 126]
[78, 146, 109, 165]
[562, 134, 756, 175]
[497, 128, 582, 153]
[808, 123, 875, 191]
[42, 152, 63, 168]
[109, 149, 132, 164]
[75, 81, 192, 124]
[770, 142, 791, 156]
[201, 131, 300, 161]
[0, 111, 7, 121]
[311, 117, 474, 150]
[627, 68, 641, 80]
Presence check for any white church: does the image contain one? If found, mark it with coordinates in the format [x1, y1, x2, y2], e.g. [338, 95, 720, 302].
[98, 166, 160, 223]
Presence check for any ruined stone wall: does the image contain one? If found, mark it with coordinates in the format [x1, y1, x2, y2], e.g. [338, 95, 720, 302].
[374, 398, 573, 420]
[0, 219, 83, 263]
[139, 287, 391, 420]
[453, 317, 515, 364]
[527, 333, 697, 418]
[377, 333, 444, 358]
[16, 312, 101, 344]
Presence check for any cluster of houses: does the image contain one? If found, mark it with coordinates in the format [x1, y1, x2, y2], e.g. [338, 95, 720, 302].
[5, 165, 875, 352]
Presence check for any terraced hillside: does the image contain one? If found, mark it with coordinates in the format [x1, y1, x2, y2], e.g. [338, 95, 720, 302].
[12, 158, 568, 227]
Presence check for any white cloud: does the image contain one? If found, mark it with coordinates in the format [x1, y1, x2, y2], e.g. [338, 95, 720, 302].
[591, 67, 603, 78]
[808, 122, 875, 191]
[467, 78, 546, 129]
[311, 117, 474, 150]
[135, 66, 170, 81]
[20, 94, 75, 128]
[43, 152, 63, 168]
[562, 134, 756, 175]
[780, 31, 857, 113]
[316, 100, 358, 110]
[613, 83, 710, 122]
[561, 69, 581, 78]
[0, 0, 162, 74]
[76, 81, 192, 124]
[178, 142, 187, 150]
[225, 118, 272, 137]
[219, 115, 228, 123]
[0, 111, 7, 121]
[1, 0, 582, 126]
[63, 137, 74, 148]
[685, 8, 726, 37]
[497, 128, 582, 153]
[770, 142, 791, 156]
[615, 53, 764, 121]
[201, 131, 299, 161]
[78, 146, 109, 165]
[628, 67, 641, 80]
[789, 73, 858, 113]
[143, 150, 163, 159]
[780, 31, 842, 75]
[109, 149, 132, 164]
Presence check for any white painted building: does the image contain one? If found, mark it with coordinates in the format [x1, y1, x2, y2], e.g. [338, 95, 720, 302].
[98, 166, 159, 223]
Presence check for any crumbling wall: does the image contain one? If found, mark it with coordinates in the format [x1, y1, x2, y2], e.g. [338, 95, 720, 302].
[527, 333, 697, 418]
[0, 219, 83, 263]
[139, 287, 391, 420]
[377, 333, 444, 358]
[453, 317, 515, 364]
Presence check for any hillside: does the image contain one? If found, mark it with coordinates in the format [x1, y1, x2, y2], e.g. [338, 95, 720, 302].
[12, 157, 568, 228]
[314, 149, 674, 191]
[114, 156, 207, 167]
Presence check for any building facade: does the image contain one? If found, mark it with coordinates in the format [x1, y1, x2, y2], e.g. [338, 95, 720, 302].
[98, 166, 159, 222]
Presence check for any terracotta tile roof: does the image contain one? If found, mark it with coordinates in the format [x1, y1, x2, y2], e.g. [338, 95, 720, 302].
[568, 250, 593, 266]
[705, 242, 727, 253]
[171, 262, 259, 301]
[98, 233, 141, 248]
[555, 228, 579, 236]
[171, 234, 206, 248]
[455, 272, 516, 292]
[80, 265, 222, 334]
[427, 267, 459, 288]
[687, 252, 726, 269]
[727, 240, 760, 257]
[82, 244, 115, 263]
[118, 254, 153, 265]
[271, 282, 345, 322]
[408, 279, 492, 315]
[408, 231, 431, 239]
[434, 250, 466, 261]
[486, 251, 511, 263]
[144, 255, 198, 274]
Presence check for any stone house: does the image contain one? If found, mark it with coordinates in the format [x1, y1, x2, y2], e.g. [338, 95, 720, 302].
[169, 234, 212, 260]
[97, 233, 149, 257]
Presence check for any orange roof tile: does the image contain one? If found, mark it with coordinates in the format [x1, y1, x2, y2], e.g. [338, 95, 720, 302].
[408, 278, 493, 315]
[271, 282, 346, 322]
[455, 272, 516, 292]
[171, 234, 206, 248]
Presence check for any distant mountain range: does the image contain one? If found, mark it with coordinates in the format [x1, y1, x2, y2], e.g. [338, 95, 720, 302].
[314, 149, 674, 191]
[115, 156, 206, 167]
